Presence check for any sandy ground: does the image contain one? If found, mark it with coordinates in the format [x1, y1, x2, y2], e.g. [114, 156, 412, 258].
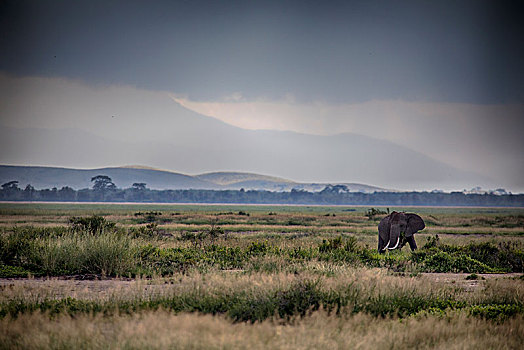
[420, 272, 523, 292]
[0, 276, 169, 300]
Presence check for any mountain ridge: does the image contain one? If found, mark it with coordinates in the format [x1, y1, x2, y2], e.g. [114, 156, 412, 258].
[0, 164, 387, 192]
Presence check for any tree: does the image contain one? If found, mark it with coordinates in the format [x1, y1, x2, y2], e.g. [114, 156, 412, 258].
[59, 186, 76, 200]
[132, 182, 147, 191]
[320, 185, 350, 194]
[2, 180, 19, 190]
[23, 184, 35, 200]
[91, 175, 116, 191]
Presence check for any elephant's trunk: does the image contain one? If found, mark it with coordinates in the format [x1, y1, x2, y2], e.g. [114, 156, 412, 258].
[387, 223, 401, 250]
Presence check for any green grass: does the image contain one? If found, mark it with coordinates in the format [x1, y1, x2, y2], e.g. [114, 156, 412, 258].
[2, 202, 524, 216]
[1, 220, 522, 278]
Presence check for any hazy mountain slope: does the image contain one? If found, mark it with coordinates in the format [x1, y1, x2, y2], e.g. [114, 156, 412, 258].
[0, 165, 218, 190]
[196, 172, 295, 185]
[0, 80, 490, 191]
[196, 172, 386, 192]
[0, 119, 484, 191]
[290, 182, 388, 193]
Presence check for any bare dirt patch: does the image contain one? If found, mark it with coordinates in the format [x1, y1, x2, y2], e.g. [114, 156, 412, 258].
[420, 272, 523, 292]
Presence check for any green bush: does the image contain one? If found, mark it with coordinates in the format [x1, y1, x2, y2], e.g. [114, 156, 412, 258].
[138, 245, 200, 275]
[69, 215, 116, 235]
[319, 237, 343, 252]
[421, 251, 494, 273]
[422, 251, 454, 273]
[0, 230, 32, 266]
[464, 242, 523, 272]
[247, 240, 272, 255]
[469, 304, 523, 322]
[423, 235, 440, 249]
[465, 273, 480, 280]
[319, 236, 355, 251]
[452, 254, 495, 273]
[206, 245, 245, 270]
[0, 264, 31, 277]
[288, 247, 315, 261]
[412, 242, 523, 273]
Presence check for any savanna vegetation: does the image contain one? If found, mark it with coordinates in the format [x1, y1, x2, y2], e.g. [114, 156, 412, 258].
[0, 203, 523, 349]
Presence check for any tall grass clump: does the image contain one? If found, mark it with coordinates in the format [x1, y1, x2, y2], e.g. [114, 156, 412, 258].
[0, 227, 137, 277]
[30, 231, 137, 276]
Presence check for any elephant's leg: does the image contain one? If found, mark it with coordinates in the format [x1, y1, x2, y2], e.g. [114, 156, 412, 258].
[406, 236, 418, 251]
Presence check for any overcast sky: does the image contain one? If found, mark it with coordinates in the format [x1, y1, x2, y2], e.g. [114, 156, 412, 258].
[1, 0, 523, 191]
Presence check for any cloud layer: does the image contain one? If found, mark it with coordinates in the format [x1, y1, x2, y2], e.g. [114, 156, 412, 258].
[176, 96, 524, 188]
[1, 74, 509, 191]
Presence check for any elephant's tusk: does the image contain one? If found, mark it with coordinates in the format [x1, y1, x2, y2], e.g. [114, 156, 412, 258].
[388, 236, 400, 250]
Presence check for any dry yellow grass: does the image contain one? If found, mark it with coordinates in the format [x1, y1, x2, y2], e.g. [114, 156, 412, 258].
[2, 267, 522, 306]
[1, 309, 523, 350]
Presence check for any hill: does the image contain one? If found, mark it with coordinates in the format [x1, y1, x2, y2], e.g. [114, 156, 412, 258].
[196, 172, 386, 192]
[0, 165, 218, 190]
[0, 165, 387, 192]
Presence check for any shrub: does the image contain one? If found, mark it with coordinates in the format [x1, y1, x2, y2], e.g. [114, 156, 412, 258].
[319, 236, 358, 254]
[421, 251, 494, 273]
[0, 264, 31, 278]
[288, 247, 315, 261]
[423, 235, 440, 249]
[464, 242, 523, 273]
[422, 251, 454, 273]
[247, 240, 272, 256]
[206, 245, 246, 270]
[134, 211, 162, 223]
[469, 304, 523, 322]
[69, 215, 115, 235]
[138, 245, 200, 275]
[319, 237, 343, 252]
[0, 229, 33, 266]
[465, 273, 480, 280]
[365, 208, 387, 220]
[452, 254, 495, 273]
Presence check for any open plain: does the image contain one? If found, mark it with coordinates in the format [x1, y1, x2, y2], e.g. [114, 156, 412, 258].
[0, 203, 523, 349]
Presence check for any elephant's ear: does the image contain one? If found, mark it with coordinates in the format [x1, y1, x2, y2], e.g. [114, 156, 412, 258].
[406, 213, 425, 237]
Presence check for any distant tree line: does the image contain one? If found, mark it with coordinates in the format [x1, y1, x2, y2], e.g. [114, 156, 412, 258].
[1, 176, 523, 207]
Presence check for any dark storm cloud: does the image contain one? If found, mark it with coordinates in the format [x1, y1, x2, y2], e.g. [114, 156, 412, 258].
[1, 0, 523, 103]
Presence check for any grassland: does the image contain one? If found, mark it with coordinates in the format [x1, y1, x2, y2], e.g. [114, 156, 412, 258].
[0, 203, 523, 349]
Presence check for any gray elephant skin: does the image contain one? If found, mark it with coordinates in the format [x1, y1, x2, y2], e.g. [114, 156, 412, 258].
[378, 212, 425, 252]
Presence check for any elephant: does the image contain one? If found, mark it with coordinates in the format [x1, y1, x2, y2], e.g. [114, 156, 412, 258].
[378, 212, 425, 253]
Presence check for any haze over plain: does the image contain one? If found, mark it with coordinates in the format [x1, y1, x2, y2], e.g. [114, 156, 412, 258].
[1, 0, 523, 192]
